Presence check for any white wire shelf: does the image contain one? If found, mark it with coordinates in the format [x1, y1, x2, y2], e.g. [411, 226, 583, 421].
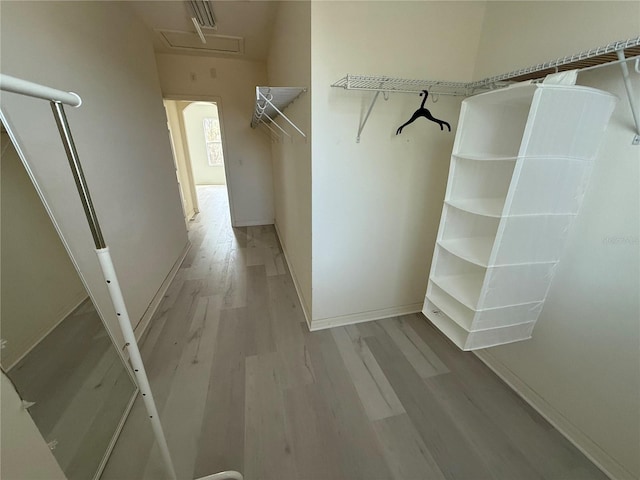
[469, 36, 640, 89]
[330, 36, 640, 143]
[331, 74, 473, 96]
[251, 86, 307, 139]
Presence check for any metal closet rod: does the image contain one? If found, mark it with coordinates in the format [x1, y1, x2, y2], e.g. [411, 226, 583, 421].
[0, 74, 82, 107]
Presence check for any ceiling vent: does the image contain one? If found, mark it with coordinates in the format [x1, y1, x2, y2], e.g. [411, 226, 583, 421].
[187, 1, 216, 29]
[158, 30, 244, 55]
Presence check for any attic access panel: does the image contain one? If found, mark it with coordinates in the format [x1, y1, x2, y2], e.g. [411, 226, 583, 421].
[158, 30, 244, 54]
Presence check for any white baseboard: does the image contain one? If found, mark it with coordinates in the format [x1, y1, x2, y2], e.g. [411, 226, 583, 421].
[233, 219, 274, 227]
[310, 303, 423, 331]
[273, 222, 312, 327]
[475, 349, 633, 480]
[134, 240, 191, 341]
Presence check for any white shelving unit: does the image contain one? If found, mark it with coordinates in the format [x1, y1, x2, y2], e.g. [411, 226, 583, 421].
[423, 81, 617, 351]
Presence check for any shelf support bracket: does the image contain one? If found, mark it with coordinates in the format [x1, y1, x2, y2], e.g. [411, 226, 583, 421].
[616, 49, 640, 145]
[357, 90, 382, 143]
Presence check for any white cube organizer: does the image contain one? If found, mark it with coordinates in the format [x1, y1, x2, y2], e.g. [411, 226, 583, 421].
[423, 81, 617, 351]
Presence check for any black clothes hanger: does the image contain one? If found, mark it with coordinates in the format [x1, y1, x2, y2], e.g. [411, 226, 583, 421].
[396, 90, 451, 134]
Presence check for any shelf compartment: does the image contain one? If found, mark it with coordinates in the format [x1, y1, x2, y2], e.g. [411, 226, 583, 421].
[430, 273, 484, 311]
[440, 205, 499, 265]
[427, 280, 544, 332]
[431, 248, 485, 309]
[423, 298, 536, 351]
[445, 198, 505, 218]
[426, 281, 475, 330]
[448, 157, 516, 204]
[454, 86, 534, 158]
[432, 247, 557, 310]
[437, 237, 494, 267]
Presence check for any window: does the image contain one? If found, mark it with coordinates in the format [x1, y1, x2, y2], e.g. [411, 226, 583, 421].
[203, 117, 224, 166]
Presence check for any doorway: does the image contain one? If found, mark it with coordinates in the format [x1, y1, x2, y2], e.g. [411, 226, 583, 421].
[163, 98, 235, 225]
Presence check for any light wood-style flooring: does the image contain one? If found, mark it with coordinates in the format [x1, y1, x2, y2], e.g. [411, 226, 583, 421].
[101, 185, 606, 480]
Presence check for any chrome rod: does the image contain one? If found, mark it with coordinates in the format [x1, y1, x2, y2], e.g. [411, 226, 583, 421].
[50, 101, 106, 248]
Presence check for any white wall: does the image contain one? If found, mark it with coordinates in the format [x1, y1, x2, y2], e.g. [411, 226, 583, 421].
[267, 0, 313, 321]
[182, 102, 227, 185]
[1, 133, 88, 368]
[0, 1, 189, 345]
[472, 3, 640, 479]
[1, 372, 67, 480]
[156, 54, 274, 226]
[310, 1, 486, 327]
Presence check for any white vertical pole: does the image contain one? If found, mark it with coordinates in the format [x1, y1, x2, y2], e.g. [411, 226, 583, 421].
[49, 101, 178, 480]
[96, 248, 177, 479]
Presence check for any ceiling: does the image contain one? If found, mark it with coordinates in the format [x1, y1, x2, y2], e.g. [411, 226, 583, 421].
[130, 1, 279, 61]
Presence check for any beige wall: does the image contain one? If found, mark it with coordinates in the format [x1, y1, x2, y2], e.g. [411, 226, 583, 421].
[310, 1, 486, 327]
[1, 134, 88, 368]
[182, 102, 227, 186]
[1, 372, 67, 480]
[0, 1, 189, 345]
[267, 0, 313, 321]
[156, 54, 274, 226]
[472, 3, 640, 479]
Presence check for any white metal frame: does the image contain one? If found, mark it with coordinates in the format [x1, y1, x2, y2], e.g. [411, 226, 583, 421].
[0, 107, 139, 480]
[251, 86, 307, 141]
[0, 73, 243, 480]
[331, 36, 640, 143]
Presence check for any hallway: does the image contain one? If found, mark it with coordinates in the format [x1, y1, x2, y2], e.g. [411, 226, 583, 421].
[102, 185, 605, 480]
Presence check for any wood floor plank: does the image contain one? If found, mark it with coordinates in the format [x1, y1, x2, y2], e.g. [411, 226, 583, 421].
[193, 307, 247, 477]
[281, 384, 347, 480]
[244, 353, 298, 480]
[425, 373, 545, 480]
[379, 317, 448, 379]
[372, 413, 447, 480]
[64, 364, 133, 480]
[304, 328, 394, 480]
[365, 333, 496, 480]
[103, 280, 205, 480]
[222, 246, 247, 309]
[143, 295, 223, 480]
[406, 313, 609, 480]
[246, 265, 276, 356]
[331, 326, 405, 421]
[268, 275, 315, 389]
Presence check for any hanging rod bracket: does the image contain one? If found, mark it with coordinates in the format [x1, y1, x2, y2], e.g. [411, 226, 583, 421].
[357, 90, 381, 143]
[251, 86, 307, 141]
[615, 49, 640, 145]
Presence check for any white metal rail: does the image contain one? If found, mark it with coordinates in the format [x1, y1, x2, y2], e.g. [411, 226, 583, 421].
[251, 86, 307, 140]
[0, 73, 243, 480]
[331, 36, 640, 143]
